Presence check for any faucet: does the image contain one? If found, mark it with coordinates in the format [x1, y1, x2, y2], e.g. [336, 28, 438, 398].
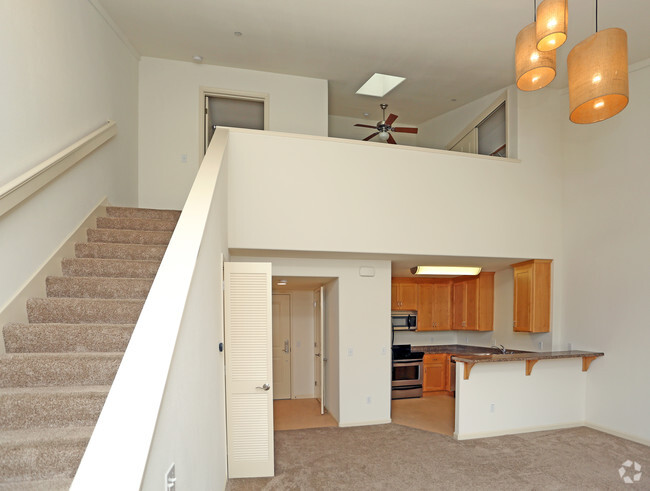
[491, 344, 507, 354]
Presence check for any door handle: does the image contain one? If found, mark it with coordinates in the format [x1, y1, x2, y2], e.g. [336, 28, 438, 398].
[315, 353, 321, 357]
[283, 340, 290, 353]
[256, 383, 271, 391]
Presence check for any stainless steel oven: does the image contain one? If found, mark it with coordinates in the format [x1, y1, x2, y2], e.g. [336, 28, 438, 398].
[391, 345, 424, 399]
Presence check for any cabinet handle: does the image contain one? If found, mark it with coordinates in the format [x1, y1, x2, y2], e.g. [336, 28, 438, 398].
[513, 321, 517, 328]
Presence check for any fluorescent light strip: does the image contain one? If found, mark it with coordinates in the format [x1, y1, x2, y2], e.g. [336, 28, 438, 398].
[356, 73, 406, 97]
[410, 266, 482, 276]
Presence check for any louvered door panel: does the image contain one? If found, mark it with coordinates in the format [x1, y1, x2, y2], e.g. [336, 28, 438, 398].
[225, 262, 274, 478]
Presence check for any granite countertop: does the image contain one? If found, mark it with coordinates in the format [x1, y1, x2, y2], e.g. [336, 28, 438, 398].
[418, 344, 531, 356]
[452, 350, 604, 364]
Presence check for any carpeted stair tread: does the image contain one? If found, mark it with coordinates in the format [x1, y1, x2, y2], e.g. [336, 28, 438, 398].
[46, 276, 154, 299]
[75, 242, 168, 261]
[0, 478, 73, 490]
[87, 228, 172, 245]
[61, 257, 160, 279]
[97, 216, 177, 232]
[0, 353, 122, 388]
[3, 323, 134, 353]
[0, 385, 110, 430]
[0, 426, 91, 482]
[106, 206, 181, 221]
[26, 298, 145, 324]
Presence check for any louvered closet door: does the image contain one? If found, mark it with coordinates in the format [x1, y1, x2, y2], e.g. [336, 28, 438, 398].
[224, 262, 274, 478]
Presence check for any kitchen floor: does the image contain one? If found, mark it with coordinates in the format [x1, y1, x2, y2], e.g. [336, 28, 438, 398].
[391, 393, 455, 436]
[273, 398, 338, 431]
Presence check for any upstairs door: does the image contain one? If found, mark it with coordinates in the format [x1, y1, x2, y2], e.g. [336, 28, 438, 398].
[450, 128, 478, 153]
[272, 294, 291, 399]
[224, 262, 274, 478]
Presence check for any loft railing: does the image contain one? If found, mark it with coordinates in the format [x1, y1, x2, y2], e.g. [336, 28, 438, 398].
[0, 121, 116, 218]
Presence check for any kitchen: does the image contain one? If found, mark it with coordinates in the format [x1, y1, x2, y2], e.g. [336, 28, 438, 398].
[389, 260, 603, 438]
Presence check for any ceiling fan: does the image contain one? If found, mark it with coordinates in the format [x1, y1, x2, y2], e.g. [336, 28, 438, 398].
[354, 103, 418, 144]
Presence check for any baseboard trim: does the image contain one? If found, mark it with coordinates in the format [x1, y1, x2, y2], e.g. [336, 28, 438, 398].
[585, 422, 650, 447]
[338, 419, 391, 428]
[0, 197, 108, 354]
[454, 421, 585, 440]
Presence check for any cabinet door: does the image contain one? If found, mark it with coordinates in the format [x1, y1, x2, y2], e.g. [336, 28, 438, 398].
[432, 282, 452, 330]
[399, 283, 418, 310]
[513, 265, 532, 331]
[423, 354, 447, 391]
[465, 277, 479, 330]
[417, 284, 434, 331]
[452, 281, 467, 330]
[391, 283, 400, 310]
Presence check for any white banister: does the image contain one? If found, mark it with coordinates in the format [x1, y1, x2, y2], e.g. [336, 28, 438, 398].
[0, 121, 116, 218]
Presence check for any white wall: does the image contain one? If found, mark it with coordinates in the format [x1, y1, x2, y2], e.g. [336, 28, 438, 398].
[455, 358, 586, 439]
[286, 290, 315, 399]
[231, 256, 392, 427]
[138, 57, 328, 209]
[0, 0, 138, 312]
[561, 61, 650, 444]
[328, 114, 418, 148]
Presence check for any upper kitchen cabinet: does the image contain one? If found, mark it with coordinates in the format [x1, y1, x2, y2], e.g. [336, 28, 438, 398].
[417, 281, 452, 331]
[391, 280, 418, 311]
[452, 272, 494, 331]
[512, 259, 552, 333]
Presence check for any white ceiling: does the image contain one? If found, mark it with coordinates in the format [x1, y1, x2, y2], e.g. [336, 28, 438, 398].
[97, 0, 650, 124]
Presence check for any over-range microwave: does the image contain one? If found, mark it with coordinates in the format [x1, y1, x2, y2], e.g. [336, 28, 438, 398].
[392, 311, 417, 331]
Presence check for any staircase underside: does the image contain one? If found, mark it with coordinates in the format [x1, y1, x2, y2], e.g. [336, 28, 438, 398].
[0, 206, 180, 488]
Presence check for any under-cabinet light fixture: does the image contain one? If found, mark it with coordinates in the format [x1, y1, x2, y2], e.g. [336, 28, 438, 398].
[410, 266, 482, 276]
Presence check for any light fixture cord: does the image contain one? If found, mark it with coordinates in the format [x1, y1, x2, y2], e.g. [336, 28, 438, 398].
[533, 0, 537, 21]
[595, 0, 599, 32]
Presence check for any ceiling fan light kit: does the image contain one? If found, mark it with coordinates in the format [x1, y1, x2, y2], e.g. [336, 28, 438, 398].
[515, 0, 629, 124]
[568, 28, 629, 124]
[536, 0, 568, 51]
[516, 22, 556, 91]
[354, 103, 418, 144]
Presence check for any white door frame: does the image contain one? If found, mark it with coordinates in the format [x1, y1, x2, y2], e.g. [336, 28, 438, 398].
[199, 87, 270, 157]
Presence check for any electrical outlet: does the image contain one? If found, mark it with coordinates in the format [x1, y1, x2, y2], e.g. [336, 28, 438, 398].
[347, 347, 354, 356]
[166, 463, 176, 491]
[367, 396, 372, 404]
[180, 154, 188, 163]
[567, 343, 573, 351]
[465, 336, 469, 343]
[490, 403, 495, 413]
[538, 341, 543, 350]
[381, 346, 387, 355]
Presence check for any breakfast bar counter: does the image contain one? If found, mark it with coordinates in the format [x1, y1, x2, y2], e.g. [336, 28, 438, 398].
[452, 350, 604, 379]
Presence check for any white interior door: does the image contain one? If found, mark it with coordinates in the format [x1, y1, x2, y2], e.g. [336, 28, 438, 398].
[224, 262, 274, 478]
[313, 287, 325, 415]
[450, 127, 478, 154]
[272, 294, 291, 400]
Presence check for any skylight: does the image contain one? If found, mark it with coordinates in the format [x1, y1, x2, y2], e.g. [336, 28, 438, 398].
[356, 73, 406, 97]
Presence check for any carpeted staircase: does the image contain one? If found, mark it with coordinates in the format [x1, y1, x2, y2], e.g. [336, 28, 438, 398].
[0, 206, 180, 489]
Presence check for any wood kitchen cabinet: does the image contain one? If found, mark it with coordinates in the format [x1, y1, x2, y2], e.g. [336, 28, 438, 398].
[512, 259, 552, 333]
[391, 280, 418, 310]
[452, 272, 494, 331]
[417, 281, 452, 331]
[423, 354, 448, 392]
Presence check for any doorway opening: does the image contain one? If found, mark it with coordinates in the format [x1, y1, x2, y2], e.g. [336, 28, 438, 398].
[271, 276, 338, 431]
[200, 88, 268, 155]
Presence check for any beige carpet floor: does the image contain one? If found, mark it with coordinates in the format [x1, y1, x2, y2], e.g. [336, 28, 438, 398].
[227, 425, 650, 490]
[391, 394, 455, 436]
[273, 398, 338, 431]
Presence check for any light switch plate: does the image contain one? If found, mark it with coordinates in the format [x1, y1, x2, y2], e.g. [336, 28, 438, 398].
[166, 463, 175, 491]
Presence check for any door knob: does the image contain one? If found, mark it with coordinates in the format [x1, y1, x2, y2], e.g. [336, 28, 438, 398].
[256, 383, 271, 391]
[315, 353, 321, 357]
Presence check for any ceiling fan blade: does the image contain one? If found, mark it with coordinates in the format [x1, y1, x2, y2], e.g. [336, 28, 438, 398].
[354, 124, 378, 129]
[363, 132, 379, 141]
[393, 127, 419, 134]
[387, 133, 397, 144]
[385, 113, 398, 126]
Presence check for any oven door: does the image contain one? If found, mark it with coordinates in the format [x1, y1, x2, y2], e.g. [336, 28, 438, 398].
[392, 360, 423, 387]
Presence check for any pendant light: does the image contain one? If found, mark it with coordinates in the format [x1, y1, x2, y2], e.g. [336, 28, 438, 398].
[516, 0, 556, 91]
[536, 0, 568, 51]
[567, 1, 628, 124]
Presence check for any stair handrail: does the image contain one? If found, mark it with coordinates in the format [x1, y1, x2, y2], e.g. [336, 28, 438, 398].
[0, 121, 116, 218]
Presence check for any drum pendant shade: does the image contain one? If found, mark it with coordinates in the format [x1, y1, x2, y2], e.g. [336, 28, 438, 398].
[536, 0, 568, 51]
[516, 22, 556, 91]
[568, 28, 628, 124]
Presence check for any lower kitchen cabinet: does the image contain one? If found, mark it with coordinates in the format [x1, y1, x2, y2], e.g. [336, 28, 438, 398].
[423, 354, 448, 392]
